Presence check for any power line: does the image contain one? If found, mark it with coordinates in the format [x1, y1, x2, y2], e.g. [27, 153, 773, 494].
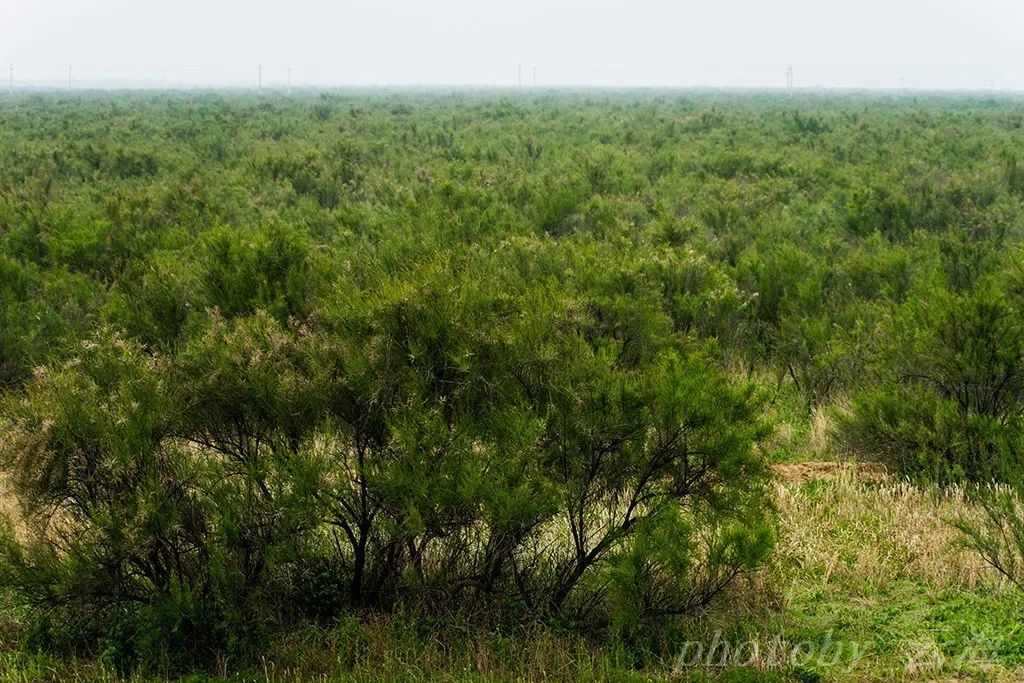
[1, 63, 1020, 91]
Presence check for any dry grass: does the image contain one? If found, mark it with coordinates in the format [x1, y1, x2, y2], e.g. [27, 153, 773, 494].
[760, 393, 847, 462]
[807, 401, 841, 457]
[761, 464, 1024, 682]
[776, 463, 1002, 593]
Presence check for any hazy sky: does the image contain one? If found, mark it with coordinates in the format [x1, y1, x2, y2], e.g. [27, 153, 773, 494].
[1, 0, 1022, 90]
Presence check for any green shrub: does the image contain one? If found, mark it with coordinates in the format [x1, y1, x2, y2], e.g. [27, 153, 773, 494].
[841, 288, 1024, 482]
[0, 265, 774, 671]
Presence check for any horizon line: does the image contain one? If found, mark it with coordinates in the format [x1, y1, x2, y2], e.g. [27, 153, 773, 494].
[3, 84, 1020, 96]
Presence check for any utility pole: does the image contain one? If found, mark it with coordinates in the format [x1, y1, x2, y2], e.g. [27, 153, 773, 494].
[68, 65, 73, 90]
[786, 66, 793, 97]
[258, 64, 263, 90]
[517, 64, 522, 89]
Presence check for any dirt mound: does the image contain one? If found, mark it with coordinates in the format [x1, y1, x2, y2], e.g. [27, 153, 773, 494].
[772, 460, 888, 484]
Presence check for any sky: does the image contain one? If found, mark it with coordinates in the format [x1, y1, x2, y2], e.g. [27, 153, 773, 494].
[1, 0, 1022, 90]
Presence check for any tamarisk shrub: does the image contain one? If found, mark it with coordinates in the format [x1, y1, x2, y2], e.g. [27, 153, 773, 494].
[842, 286, 1024, 483]
[0, 255, 774, 672]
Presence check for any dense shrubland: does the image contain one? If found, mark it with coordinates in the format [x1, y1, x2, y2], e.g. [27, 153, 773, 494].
[1, 91, 1024, 675]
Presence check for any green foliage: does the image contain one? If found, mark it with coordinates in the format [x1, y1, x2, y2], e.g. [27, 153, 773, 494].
[0, 247, 773, 673]
[842, 287, 1024, 482]
[2, 90, 1024, 674]
[199, 222, 326, 322]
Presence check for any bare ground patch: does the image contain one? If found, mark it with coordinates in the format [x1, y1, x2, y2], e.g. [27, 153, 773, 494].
[773, 460, 888, 484]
